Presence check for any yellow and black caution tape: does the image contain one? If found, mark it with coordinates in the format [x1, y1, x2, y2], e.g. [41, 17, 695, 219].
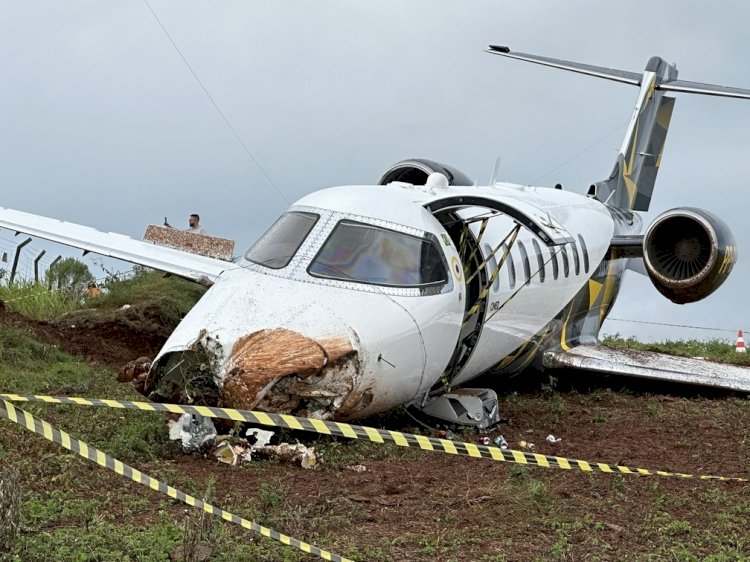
[2, 393, 747, 483]
[0, 399, 352, 562]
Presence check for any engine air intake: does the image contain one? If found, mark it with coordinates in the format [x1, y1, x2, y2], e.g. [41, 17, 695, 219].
[643, 208, 736, 304]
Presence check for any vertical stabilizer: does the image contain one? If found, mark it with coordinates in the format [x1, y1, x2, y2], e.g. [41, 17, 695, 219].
[594, 57, 677, 211]
[487, 46, 750, 211]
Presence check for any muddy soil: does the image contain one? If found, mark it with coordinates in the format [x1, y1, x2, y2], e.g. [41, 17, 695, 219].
[2, 298, 749, 560]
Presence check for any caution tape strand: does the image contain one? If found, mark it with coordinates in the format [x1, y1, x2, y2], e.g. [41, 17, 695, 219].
[1, 393, 746, 483]
[0, 399, 352, 562]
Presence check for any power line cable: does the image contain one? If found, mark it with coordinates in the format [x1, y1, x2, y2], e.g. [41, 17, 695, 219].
[606, 317, 749, 335]
[531, 120, 630, 185]
[142, 0, 289, 205]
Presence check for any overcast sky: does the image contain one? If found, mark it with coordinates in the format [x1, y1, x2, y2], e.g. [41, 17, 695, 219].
[1, 1, 748, 342]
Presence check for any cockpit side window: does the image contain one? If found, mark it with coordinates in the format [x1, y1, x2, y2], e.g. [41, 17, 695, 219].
[245, 212, 319, 269]
[308, 220, 448, 288]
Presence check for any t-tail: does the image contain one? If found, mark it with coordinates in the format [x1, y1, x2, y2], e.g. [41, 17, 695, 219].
[486, 45, 750, 211]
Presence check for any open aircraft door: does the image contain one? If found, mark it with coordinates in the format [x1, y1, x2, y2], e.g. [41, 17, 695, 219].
[409, 190, 575, 427]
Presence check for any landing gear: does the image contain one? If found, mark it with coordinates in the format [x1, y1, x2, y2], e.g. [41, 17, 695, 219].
[407, 388, 501, 430]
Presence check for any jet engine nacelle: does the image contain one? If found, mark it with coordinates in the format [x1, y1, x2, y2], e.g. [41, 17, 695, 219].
[378, 158, 473, 186]
[643, 207, 737, 304]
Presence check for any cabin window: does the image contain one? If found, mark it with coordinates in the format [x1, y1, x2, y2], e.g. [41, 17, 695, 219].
[484, 243, 500, 291]
[578, 234, 590, 273]
[549, 246, 559, 280]
[517, 241, 531, 285]
[560, 244, 570, 277]
[308, 220, 448, 288]
[502, 244, 516, 289]
[532, 239, 545, 283]
[246, 211, 319, 269]
[570, 239, 581, 275]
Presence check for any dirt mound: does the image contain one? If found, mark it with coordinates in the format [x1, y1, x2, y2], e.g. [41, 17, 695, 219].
[0, 299, 171, 369]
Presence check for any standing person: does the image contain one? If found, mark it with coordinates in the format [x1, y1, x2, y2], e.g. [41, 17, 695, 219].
[164, 214, 208, 235]
[186, 214, 207, 235]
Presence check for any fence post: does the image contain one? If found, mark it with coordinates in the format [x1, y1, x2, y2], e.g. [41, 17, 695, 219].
[33, 250, 47, 283]
[46, 256, 62, 289]
[9, 238, 32, 285]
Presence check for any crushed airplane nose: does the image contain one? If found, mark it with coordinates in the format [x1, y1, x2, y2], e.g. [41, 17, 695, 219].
[147, 328, 372, 420]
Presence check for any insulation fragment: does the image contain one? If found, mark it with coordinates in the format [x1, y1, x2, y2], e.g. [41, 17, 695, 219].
[143, 225, 235, 261]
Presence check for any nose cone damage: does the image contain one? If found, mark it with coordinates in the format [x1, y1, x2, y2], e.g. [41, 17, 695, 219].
[223, 328, 367, 416]
[144, 269, 425, 420]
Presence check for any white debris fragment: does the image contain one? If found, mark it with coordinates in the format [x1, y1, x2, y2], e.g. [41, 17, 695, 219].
[169, 414, 217, 453]
[546, 434, 562, 444]
[214, 440, 240, 466]
[121, 304, 132, 310]
[245, 428, 275, 448]
[213, 440, 253, 466]
[345, 464, 367, 473]
[168, 418, 182, 441]
[255, 443, 319, 470]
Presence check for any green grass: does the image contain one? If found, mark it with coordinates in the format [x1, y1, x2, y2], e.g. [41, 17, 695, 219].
[602, 333, 750, 365]
[0, 281, 80, 321]
[2, 279, 750, 560]
[90, 268, 206, 327]
[1, 268, 205, 330]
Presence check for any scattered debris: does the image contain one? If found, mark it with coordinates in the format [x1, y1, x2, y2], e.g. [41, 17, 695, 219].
[213, 440, 252, 466]
[479, 436, 491, 446]
[245, 428, 274, 448]
[518, 440, 535, 450]
[210, 435, 318, 470]
[546, 434, 562, 444]
[345, 464, 367, 473]
[254, 443, 319, 470]
[169, 414, 217, 453]
[494, 435, 509, 449]
[121, 304, 132, 310]
[117, 356, 152, 383]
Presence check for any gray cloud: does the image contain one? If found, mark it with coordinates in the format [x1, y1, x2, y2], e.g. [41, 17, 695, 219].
[1, 0, 748, 342]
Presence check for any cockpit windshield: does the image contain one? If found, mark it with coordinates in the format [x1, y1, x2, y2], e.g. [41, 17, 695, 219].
[245, 212, 319, 269]
[308, 220, 448, 288]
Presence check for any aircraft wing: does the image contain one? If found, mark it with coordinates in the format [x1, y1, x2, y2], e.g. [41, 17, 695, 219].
[543, 344, 750, 393]
[0, 207, 237, 285]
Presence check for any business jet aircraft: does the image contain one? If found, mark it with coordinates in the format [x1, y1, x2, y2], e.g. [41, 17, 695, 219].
[2, 47, 749, 428]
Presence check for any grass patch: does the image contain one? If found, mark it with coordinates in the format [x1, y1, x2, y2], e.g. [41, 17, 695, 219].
[602, 333, 750, 366]
[87, 267, 206, 326]
[0, 281, 80, 321]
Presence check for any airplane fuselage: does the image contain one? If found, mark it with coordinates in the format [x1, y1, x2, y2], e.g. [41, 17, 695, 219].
[147, 181, 632, 420]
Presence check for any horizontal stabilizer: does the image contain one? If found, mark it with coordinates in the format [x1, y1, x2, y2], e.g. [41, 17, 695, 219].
[487, 46, 750, 99]
[660, 79, 750, 100]
[486, 46, 642, 85]
[544, 345, 750, 393]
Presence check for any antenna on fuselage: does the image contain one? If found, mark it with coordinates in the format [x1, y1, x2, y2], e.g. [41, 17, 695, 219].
[488, 156, 502, 186]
